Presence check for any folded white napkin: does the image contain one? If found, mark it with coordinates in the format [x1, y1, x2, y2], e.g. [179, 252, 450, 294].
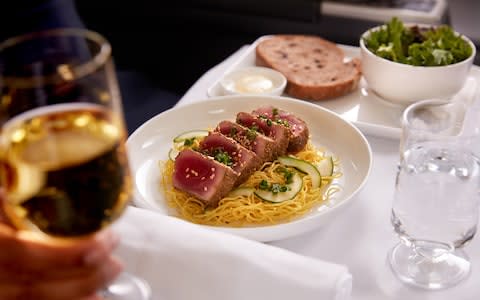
[112, 206, 352, 300]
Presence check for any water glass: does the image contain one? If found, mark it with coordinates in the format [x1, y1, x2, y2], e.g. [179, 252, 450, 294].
[389, 98, 480, 289]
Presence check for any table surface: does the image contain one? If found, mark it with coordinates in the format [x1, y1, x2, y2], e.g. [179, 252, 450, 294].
[175, 46, 480, 300]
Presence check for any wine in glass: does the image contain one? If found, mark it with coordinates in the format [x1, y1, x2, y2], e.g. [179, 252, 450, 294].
[0, 28, 150, 299]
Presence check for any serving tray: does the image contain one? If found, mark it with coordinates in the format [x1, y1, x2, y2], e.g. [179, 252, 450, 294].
[207, 36, 480, 140]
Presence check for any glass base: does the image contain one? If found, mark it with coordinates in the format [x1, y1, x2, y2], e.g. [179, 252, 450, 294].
[388, 241, 471, 290]
[101, 272, 152, 300]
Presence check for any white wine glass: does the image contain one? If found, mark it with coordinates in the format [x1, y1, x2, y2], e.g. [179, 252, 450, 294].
[0, 28, 151, 299]
[389, 98, 480, 289]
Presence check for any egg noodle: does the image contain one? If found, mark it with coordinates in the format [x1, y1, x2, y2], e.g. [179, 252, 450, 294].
[160, 141, 342, 227]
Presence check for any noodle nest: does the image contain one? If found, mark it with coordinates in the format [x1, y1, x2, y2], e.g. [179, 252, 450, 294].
[160, 141, 341, 227]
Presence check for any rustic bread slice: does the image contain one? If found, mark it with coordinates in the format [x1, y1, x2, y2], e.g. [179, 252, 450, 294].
[255, 35, 361, 101]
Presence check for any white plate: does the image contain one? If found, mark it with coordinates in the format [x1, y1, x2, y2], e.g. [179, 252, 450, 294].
[127, 95, 372, 242]
[207, 36, 480, 140]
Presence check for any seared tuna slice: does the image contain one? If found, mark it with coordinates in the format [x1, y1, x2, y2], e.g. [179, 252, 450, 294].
[199, 132, 262, 184]
[253, 106, 309, 153]
[215, 120, 276, 163]
[236, 112, 289, 157]
[172, 149, 239, 207]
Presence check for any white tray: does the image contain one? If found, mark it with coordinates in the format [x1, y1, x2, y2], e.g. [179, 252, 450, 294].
[207, 36, 480, 140]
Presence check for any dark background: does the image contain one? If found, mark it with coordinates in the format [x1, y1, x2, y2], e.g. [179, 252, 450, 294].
[77, 0, 478, 133]
[5, 1, 479, 133]
[74, 1, 479, 95]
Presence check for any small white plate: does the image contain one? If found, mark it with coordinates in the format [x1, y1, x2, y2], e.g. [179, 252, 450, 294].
[219, 66, 287, 96]
[127, 95, 372, 242]
[207, 36, 480, 140]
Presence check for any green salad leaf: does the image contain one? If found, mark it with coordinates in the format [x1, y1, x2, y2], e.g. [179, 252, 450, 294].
[364, 17, 472, 66]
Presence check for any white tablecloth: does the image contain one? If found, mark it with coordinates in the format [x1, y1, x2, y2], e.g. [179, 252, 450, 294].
[174, 45, 480, 300]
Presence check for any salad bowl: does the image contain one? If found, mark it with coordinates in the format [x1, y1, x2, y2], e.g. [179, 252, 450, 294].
[360, 18, 476, 105]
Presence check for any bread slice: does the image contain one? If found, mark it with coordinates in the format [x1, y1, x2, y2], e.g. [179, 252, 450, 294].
[255, 35, 361, 101]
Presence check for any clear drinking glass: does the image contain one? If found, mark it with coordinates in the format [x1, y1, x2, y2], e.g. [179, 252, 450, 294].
[389, 98, 480, 289]
[0, 28, 150, 299]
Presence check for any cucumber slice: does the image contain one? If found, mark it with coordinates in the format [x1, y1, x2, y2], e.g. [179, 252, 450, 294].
[317, 156, 334, 177]
[168, 148, 179, 161]
[254, 172, 302, 203]
[228, 187, 255, 197]
[173, 130, 209, 143]
[278, 156, 321, 188]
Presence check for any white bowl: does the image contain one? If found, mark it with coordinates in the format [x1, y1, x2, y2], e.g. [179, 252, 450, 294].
[360, 25, 476, 106]
[219, 66, 287, 96]
[127, 95, 372, 242]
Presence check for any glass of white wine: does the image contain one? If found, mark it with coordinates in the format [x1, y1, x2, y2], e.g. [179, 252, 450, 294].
[0, 28, 150, 299]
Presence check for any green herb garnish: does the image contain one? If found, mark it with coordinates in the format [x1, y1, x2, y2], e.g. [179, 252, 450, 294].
[258, 115, 273, 126]
[277, 167, 294, 184]
[184, 137, 196, 146]
[213, 149, 233, 166]
[276, 119, 290, 127]
[259, 180, 269, 190]
[229, 127, 237, 137]
[363, 17, 472, 66]
[270, 183, 288, 194]
[258, 180, 290, 194]
[246, 126, 258, 141]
